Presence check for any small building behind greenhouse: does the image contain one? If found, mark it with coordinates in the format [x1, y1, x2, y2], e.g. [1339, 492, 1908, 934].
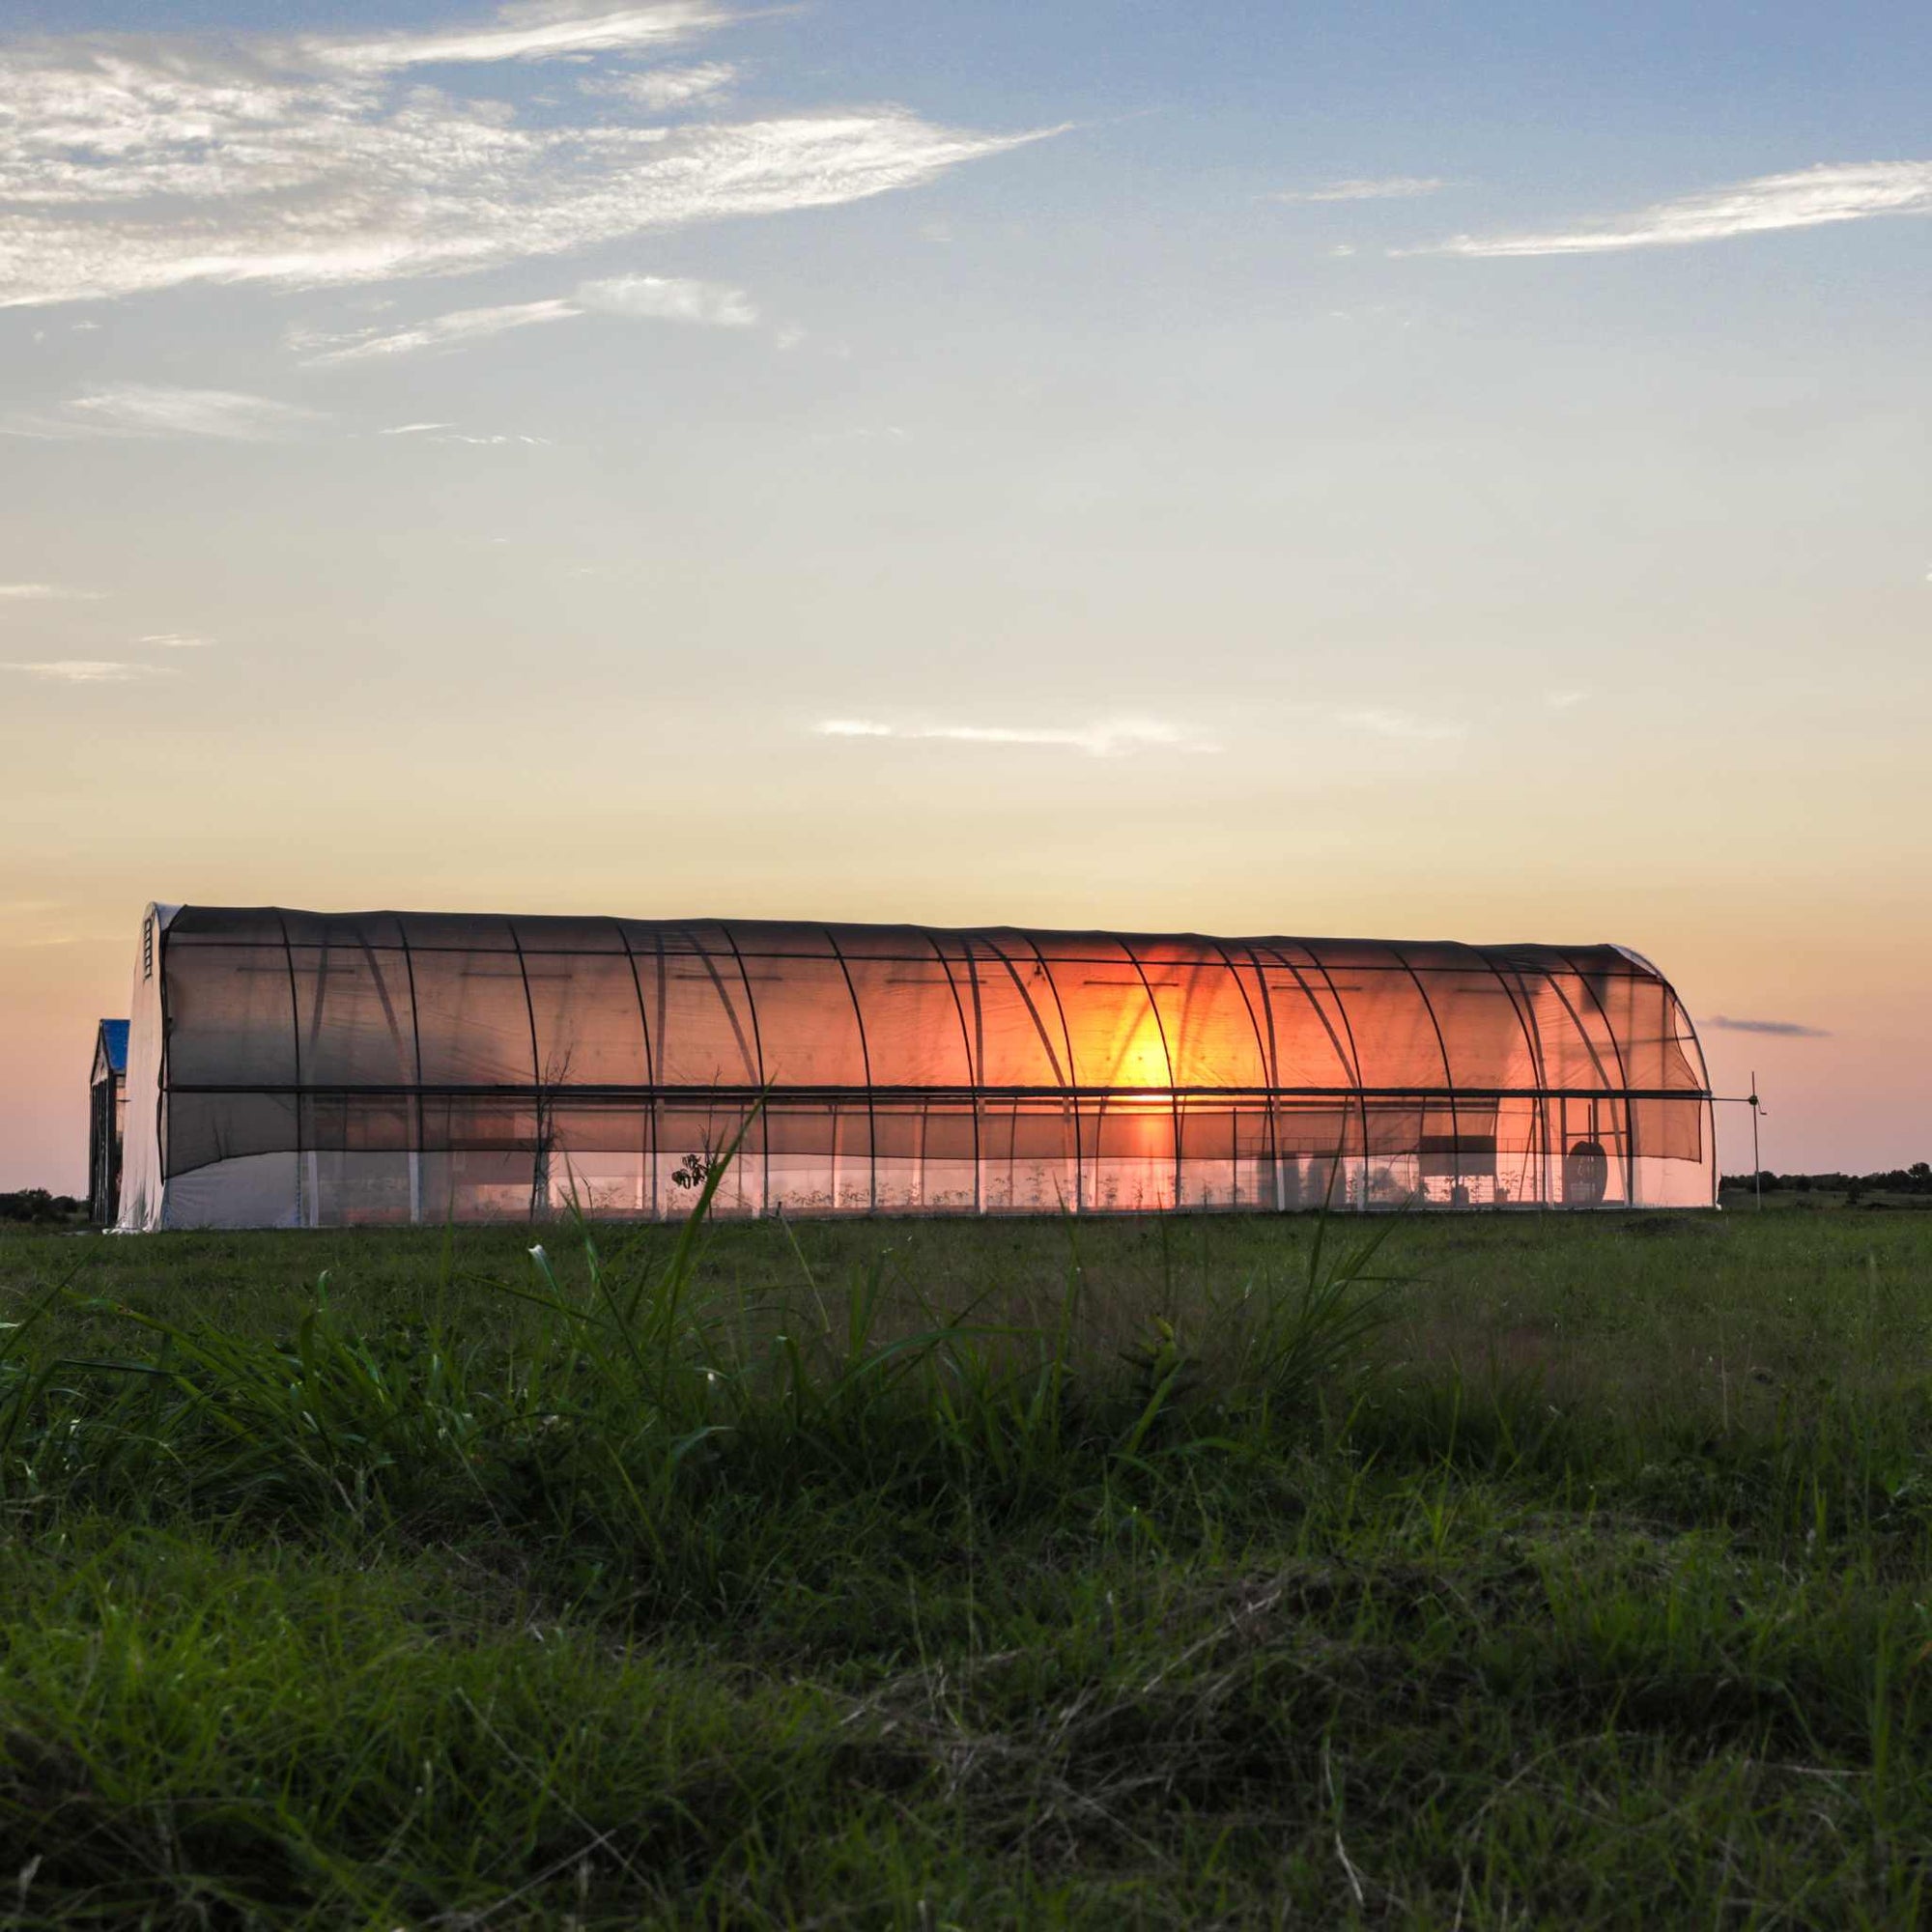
[89, 1016, 129, 1225]
[114, 903, 1717, 1231]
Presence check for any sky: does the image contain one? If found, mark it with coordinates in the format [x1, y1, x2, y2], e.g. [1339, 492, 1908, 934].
[2, 0, 1928, 1189]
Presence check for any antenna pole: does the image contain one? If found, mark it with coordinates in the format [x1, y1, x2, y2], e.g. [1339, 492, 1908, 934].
[1749, 1070, 1762, 1211]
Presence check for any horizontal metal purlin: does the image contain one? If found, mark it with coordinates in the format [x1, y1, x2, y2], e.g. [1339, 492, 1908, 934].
[166, 941, 1666, 980]
[169, 1082, 1711, 1102]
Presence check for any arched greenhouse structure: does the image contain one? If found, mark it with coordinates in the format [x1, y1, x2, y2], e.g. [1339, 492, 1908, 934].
[115, 904, 1716, 1230]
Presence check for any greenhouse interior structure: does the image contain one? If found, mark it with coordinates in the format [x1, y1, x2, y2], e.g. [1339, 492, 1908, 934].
[114, 904, 1718, 1231]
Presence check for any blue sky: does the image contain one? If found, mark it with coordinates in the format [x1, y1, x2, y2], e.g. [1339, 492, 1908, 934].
[1, 0, 1928, 1184]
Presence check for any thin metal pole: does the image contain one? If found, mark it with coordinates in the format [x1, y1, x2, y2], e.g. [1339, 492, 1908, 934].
[1010, 933, 1079, 1213]
[506, 919, 545, 1222]
[717, 926, 767, 1216]
[1750, 1070, 1761, 1210]
[613, 921, 655, 1218]
[272, 910, 308, 1228]
[397, 918, 425, 1226]
[823, 927, 876, 1213]
[1121, 936, 1179, 1211]
[922, 929, 980, 1214]
[1212, 941, 1276, 1211]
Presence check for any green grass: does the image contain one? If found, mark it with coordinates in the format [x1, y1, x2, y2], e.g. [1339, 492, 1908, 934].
[2, 1200, 1930, 1927]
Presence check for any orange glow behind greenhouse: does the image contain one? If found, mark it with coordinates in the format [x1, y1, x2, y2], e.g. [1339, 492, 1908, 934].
[108, 905, 1714, 1229]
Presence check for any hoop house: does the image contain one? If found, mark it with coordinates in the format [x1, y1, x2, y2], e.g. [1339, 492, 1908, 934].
[115, 904, 1715, 1230]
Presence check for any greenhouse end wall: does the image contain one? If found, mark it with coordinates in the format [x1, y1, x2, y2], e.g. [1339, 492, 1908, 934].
[116, 905, 1717, 1231]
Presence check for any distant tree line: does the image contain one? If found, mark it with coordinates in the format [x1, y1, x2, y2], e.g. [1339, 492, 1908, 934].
[1720, 1163, 1932, 1204]
[0, 1189, 86, 1225]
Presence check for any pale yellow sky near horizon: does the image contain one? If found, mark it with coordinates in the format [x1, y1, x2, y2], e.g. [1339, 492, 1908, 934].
[4, 768, 1924, 1187]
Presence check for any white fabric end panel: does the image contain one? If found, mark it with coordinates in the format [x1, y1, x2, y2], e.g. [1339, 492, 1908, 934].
[160, 1152, 302, 1230]
[114, 902, 178, 1234]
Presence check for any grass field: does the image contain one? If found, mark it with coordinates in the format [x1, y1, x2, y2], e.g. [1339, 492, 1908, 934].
[3, 1197, 1931, 1927]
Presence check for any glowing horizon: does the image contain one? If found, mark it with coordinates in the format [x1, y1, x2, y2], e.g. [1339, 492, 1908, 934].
[3, 0, 1928, 1190]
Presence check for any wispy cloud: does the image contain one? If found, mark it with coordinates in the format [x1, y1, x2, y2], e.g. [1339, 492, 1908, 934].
[0, 582, 102, 600]
[299, 274, 756, 365]
[298, 1, 722, 73]
[816, 718, 1219, 757]
[0, 3, 1056, 309]
[576, 273, 755, 326]
[816, 708, 1461, 754]
[1416, 159, 1932, 258]
[580, 60, 737, 110]
[1269, 176, 1451, 204]
[378, 421, 547, 445]
[59, 384, 324, 440]
[1545, 689, 1590, 710]
[1703, 1015, 1833, 1038]
[299, 274, 753, 367]
[4, 660, 174, 683]
[297, 299, 577, 366]
[1332, 706, 1466, 742]
[137, 633, 213, 649]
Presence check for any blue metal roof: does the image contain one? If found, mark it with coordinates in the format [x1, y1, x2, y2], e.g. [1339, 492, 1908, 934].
[99, 1018, 128, 1074]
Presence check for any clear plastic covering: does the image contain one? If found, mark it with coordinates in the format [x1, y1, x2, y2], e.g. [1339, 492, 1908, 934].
[116, 905, 1716, 1229]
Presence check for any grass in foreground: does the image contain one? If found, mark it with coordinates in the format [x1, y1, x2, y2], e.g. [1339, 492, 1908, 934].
[1, 1199, 1930, 1927]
